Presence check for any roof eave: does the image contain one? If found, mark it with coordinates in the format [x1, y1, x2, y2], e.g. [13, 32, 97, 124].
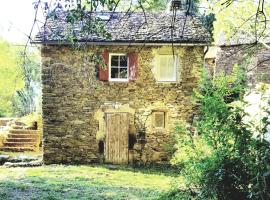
[32, 40, 211, 46]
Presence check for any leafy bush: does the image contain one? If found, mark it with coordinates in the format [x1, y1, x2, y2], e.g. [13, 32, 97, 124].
[0, 40, 24, 117]
[172, 65, 270, 200]
[0, 39, 41, 117]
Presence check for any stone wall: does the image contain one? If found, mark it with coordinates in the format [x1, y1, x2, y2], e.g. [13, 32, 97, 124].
[216, 45, 270, 86]
[41, 45, 204, 164]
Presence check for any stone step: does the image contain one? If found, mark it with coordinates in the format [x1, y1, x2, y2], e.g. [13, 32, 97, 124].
[9, 129, 38, 134]
[12, 125, 25, 129]
[14, 121, 26, 126]
[0, 118, 16, 126]
[0, 146, 35, 152]
[6, 156, 40, 163]
[4, 160, 43, 167]
[9, 134, 39, 139]
[3, 142, 37, 147]
[6, 138, 37, 143]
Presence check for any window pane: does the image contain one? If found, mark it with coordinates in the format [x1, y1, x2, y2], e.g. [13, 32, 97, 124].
[163, 57, 174, 80]
[110, 54, 128, 80]
[111, 55, 119, 67]
[159, 57, 167, 79]
[111, 67, 119, 78]
[119, 68, 128, 79]
[120, 56, 127, 67]
[154, 112, 165, 128]
[156, 55, 177, 81]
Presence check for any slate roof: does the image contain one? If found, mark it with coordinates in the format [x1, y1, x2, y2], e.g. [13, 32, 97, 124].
[217, 30, 270, 46]
[34, 11, 211, 44]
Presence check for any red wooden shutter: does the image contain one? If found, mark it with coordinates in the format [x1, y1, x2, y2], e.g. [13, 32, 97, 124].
[128, 53, 138, 80]
[99, 51, 109, 81]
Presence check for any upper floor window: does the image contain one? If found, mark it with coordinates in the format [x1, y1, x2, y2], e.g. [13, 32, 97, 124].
[109, 54, 129, 82]
[155, 55, 178, 82]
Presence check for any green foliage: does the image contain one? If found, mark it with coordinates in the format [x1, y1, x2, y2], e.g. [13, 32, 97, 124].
[140, 0, 170, 11]
[199, 13, 215, 39]
[0, 39, 41, 117]
[0, 40, 24, 117]
[172, 65, 270, 199]
[12, 51, 41, 117]
[48, 10, 111, 47]
[139, 0, 201, 12]
[171, 123, 213, 187]
[195, 65, 246, 147]
[158, 187, 198, 200]
[202, 0, 270, 43]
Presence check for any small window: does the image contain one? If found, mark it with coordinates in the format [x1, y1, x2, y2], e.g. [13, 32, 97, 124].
[155, 55, 178, 82]
[153, 112, 166, 128]
[109, 54, 129, 82]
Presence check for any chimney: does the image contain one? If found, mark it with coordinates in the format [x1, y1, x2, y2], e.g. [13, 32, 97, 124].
[169, 0, 182, 11]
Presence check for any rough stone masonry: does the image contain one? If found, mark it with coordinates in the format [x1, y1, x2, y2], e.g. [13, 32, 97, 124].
[41, 45, 204, 164]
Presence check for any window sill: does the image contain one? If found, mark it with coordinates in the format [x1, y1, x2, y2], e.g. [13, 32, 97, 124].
[109, 79, 129, 83]
[108, 80, 129, 85]
[156, 81, 179, 85]
[152, 127, 167, 132]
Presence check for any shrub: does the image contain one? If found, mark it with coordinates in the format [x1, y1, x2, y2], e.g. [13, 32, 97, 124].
[172, 65, 270, 200]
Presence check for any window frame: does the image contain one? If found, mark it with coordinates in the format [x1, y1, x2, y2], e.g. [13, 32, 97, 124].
[152, 111, 166, 129]
[155, 54, 179, 83]
[109, 53, 129, 82]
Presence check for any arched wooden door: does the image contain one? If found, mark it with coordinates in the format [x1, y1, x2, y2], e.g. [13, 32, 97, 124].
[105, 112, 129, 164]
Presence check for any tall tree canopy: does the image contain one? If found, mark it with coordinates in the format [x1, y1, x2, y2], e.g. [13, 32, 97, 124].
[202, 0, 270, 45]
[0, 40, 24, 116]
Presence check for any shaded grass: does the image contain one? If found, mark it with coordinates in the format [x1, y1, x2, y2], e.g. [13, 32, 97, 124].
[102, 163, 180, 177]
[0, 165, 180, 200]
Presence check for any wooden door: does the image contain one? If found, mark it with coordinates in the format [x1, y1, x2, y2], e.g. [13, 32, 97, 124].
[105, 113, 129, 164]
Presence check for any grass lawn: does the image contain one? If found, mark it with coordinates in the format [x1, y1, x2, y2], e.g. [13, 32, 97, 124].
[0, 165, 180, 200]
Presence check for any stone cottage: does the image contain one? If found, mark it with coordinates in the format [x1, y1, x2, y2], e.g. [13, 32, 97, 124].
[205, 34, 270, 86]
[34, 3, 211, 164]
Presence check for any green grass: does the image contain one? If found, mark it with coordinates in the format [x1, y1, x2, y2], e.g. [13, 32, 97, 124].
[0, 165, 181, 200]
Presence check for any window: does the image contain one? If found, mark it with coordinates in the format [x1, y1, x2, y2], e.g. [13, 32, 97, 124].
[152, 111, 166, 128]
[109, 54, 129, 81]
[155, 55, 178, 82]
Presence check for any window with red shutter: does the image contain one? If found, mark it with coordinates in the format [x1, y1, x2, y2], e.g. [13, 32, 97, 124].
[100, 52, 138, 82]
[109, 53, 129, 82]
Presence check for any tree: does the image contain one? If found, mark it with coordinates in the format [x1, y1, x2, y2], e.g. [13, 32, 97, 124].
[0, 40, 24, 117]
[12, 50, 41, 116]
[202, 0, 270, 46]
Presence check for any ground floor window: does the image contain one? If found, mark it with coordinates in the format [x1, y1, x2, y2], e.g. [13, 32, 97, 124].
[152, 111, 166, 128]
